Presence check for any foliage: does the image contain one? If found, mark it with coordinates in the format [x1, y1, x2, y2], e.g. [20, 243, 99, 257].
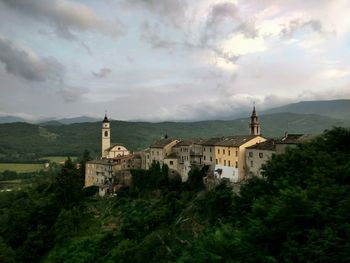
[1, 128, 350, 262]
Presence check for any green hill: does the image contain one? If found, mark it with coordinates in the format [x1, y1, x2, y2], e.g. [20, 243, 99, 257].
[0, 112, 348, 161]
[263, 99, 350, 120]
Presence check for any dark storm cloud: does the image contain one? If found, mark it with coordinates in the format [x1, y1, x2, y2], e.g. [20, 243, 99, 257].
[92, 68, 112, 78]
[0, 0, 126, 39]
[0, 37, 64, 82]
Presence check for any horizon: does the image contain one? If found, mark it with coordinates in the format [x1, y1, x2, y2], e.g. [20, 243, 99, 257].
[0, 1, 349, 121]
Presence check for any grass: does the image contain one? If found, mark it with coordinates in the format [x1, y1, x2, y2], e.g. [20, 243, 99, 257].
[0, 163, 44, 173]
[40, 156, 77, 163]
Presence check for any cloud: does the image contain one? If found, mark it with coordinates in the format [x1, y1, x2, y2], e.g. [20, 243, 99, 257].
[281, 19, 323, 39]
[129, 0, 187, 27]
[56, 86, 89, 103]
[0, 0, 126, 39]
[206, 2, 239, 28]
[92, 67, 112, 78]
[0, 37, 64, 82]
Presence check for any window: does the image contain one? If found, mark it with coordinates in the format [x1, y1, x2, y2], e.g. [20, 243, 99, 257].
[250, 161, 253, 167]
[203, 147, 206, 152]
[235, 161, 238, 168]
[210, 148, 212, 153]
[228, 160, 231, 166]
[259, 152, 263, 158]
[216, 159, 218, 164]
[228, 150, 231, 156]
[249, 152, 253, 157]
[157, 151, 159, 156]
[104, 131, 108, 137]
[224, 160, 226, 166]
[235, 151, 238, 157]
[204, 156, 206, 161]
[218, 149, 220, 154]
[210, 157, 213, 162]
[170, 161, 173, 165]
[223, 149, 225, 154]
[118, 147, 121, 150]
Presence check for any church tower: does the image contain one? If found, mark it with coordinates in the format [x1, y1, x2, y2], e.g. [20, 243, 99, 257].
[101, 113, 110, 158]
[249, 105, 261, 135]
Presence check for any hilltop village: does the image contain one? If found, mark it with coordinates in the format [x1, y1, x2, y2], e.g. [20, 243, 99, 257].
[85, 107, 313, 196]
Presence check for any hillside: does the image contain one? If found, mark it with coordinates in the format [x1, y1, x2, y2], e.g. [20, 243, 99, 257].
[0, 112, 348, 161]
[1, 128, 350, 263]
[263, 99, 350, 119]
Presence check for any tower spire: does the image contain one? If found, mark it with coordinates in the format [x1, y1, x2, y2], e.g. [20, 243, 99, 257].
[249, 104, 260, 135]
[102, 112, 111, 158]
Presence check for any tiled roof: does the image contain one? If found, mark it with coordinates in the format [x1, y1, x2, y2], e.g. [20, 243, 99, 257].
[164, 152, 178, 159]
[199, 137, 224, 146]
[215, 135, 259, 147]
[175, 139, 204, 147]
[278, 134, 316, 144]
[150, 138, 177, 148]
[246, 139, 276, 151]
[105, 144, 127, 152]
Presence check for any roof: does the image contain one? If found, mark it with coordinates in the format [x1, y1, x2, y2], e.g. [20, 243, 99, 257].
[105, 144, 127, 152]
[175, 139, 203, 147]
[199, 137, 224, 146]
[150, 138, 177, 148]
[278, 134, 316, 144]
[246, 139, 276, 151]
[103, 114, 109, 123]
[164, 152, 178, 159]
[215, 135, 260, 147]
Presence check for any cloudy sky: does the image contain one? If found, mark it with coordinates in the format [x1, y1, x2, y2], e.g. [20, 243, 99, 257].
[0, 0, 349, 121]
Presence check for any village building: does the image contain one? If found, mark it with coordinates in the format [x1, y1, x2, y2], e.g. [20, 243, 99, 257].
[84, 114, 141, 196]
[214, 134, 266, 182]
[275, 133, 315, 154]
[245, 134, 316, 178]
[200, 138, 223, 169]
[146, 138, 179, 169]
[246, 139, 277, 178]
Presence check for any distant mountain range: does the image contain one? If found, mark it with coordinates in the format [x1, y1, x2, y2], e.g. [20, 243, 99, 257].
[0, 115, 100, 125]
[0, 110, 349, 161]
[1, 99, 349, 125]
[262, 99, 350, 120]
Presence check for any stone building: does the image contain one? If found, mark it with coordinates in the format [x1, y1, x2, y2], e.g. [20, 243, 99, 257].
[84, 114, 140, 196]
[246, 139, 277, 178]
[146, 138, 179, 169]
[245, 133, 316, 178]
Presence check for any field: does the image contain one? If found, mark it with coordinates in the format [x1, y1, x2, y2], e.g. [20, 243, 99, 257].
[40, 156, 77, 163]
[0, 163, 44, 173]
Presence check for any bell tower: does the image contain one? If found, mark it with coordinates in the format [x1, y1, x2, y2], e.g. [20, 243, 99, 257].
[249, 105, 261, 135]
[102, 113, 110, 158]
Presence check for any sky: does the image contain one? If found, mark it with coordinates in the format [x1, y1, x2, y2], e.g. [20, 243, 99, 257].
[0, 0, 349, 121]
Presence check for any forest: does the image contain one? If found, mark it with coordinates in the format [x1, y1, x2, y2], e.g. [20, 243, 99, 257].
[0, 127, 350, 263]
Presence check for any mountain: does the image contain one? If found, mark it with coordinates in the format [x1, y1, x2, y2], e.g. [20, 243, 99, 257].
[38, 116, 100, 125]
[262, 99, 350, 120]
[54, 116, 100, 124]
[0, 116, 27, 124]
[0, 112, 349, 161]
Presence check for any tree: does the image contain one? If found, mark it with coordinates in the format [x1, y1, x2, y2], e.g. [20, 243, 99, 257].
[55, 158, 82, 207]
